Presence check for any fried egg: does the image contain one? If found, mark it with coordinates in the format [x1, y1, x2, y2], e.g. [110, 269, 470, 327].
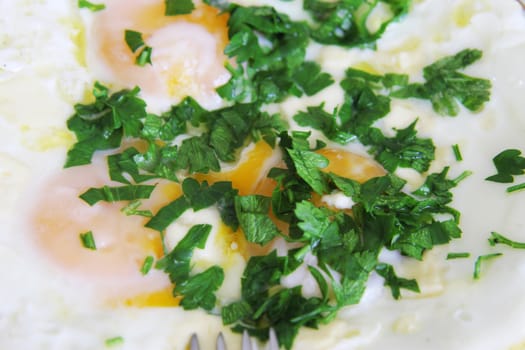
[1, 0, 525, 349]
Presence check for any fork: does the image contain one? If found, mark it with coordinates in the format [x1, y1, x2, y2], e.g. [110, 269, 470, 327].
[189, 329, 279, 350]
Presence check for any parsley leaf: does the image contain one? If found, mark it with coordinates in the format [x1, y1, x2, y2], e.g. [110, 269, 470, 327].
[182, 178, 239, 230]
[369, 120, 435, 173]
[175, 135, 221, 174]
[79, 185, 155, 206]
[218, 5, 332, 103]
[65, 83, 147, 167]
[287, 148, 330, 195]
[124, 30, 153, 66]
[165, 0, 195, 15]
[485, 149, 525, 183]
[391, 49, 491, 116]
[375, 263, 420, 299]
[146, 197, 190, 232]
[291, 62, 334, 96]
[304, 0, 411, 47]
[176, 266, 224, 310]
[235, 195, 281, 245]
[293, 104, 355, 145]
[156, 224, 224, 310]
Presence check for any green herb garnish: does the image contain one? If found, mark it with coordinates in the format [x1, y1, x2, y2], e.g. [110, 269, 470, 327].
[78, 0, 105, 11]
[391, 49, 491, 116]
[156, 224, 224, 310]
[105, 336, 124, 347]
[489, 231, 525, 249]
[446, 252, 470, 259]
[304, 0, 411, 47]
[80, 185, 155, 206]
[124, 30, 153, 66]
[452, 144, 463, 161]
[80, 231, 97, 250]
[165, 0, 195, 15]
[473, 253, 503, 280]
[486, 149, 525, 183]
[140, 256, 155, 275]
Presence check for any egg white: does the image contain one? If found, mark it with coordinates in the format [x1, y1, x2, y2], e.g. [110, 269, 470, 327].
[1, 0, 525, 349]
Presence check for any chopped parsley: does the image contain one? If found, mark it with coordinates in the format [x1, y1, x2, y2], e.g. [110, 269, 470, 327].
[79, 185, 155, 206]
[446, 252, 470, 259]
[486, 149, 525, 183]
[62, 2, 497, 348]
[304, 0, 411, 47]
[140, 255, 155, 275]
[124, 30, 153, 66]
[165, 0, 195, 15]
[156, 224, 224, 310]
[507, 182, 525, 193]
[120, 200, 153, 217]
[78, 0, 105, 11]
[452, 144, 463, 161]
[473, 253, 502, 280]
[391, 49, 491, 116]
[489, 231, 525, 249]
[105, 336, 124, 347]
[80, 231, 97, 250]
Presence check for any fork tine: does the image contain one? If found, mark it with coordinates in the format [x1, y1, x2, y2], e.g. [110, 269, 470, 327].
[267, 328, 279, 350]
[242, 330, 253, 350]
[242, 329, 262, 350]
[189, 333, 200, 350]
[216, 332, 227, 350]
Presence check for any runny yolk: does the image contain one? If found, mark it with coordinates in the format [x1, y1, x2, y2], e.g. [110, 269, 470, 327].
[30, 138, 383, 307]
[195, 141, 278, 195]
[93, 0, 230, 109]
[316, 148, 386, 181]
[30, 158, 181, 306]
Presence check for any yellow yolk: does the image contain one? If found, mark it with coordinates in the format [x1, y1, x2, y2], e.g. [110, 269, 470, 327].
[196, 141, 277, 195]
[316, 148, 385, 182]
[29, 138, 382, 308]
[30, 158, 180, 306]
[92, 0, 230, 109]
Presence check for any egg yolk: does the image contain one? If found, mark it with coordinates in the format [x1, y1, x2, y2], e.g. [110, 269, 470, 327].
[30, 156, 179, 305]
[92, 0, 230, 109]
[316, 148, 386, 181]
[29, 143, 384, 307]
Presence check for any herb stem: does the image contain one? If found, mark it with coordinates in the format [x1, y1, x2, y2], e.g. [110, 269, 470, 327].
[453, 170, 472, 185]
[507, 182, 525, 193]
[473, 253, 503, 279]
[452, 144, 462, 161]
[489, 231, 525, 249]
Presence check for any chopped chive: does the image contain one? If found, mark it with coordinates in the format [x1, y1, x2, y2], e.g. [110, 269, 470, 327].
[507, 182, 525, 193]
[141, 255, 155, 275]
[489, 231, 525, 249]
[105, 336, 124, 347]
[79, 231, 96, 250]
[452, 144, 462, 161]
[446, 252, 470, 259]
[473, 253, 503, 279]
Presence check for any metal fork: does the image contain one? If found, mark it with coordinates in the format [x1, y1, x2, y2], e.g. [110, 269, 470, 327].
[189, 329, 279, 350]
